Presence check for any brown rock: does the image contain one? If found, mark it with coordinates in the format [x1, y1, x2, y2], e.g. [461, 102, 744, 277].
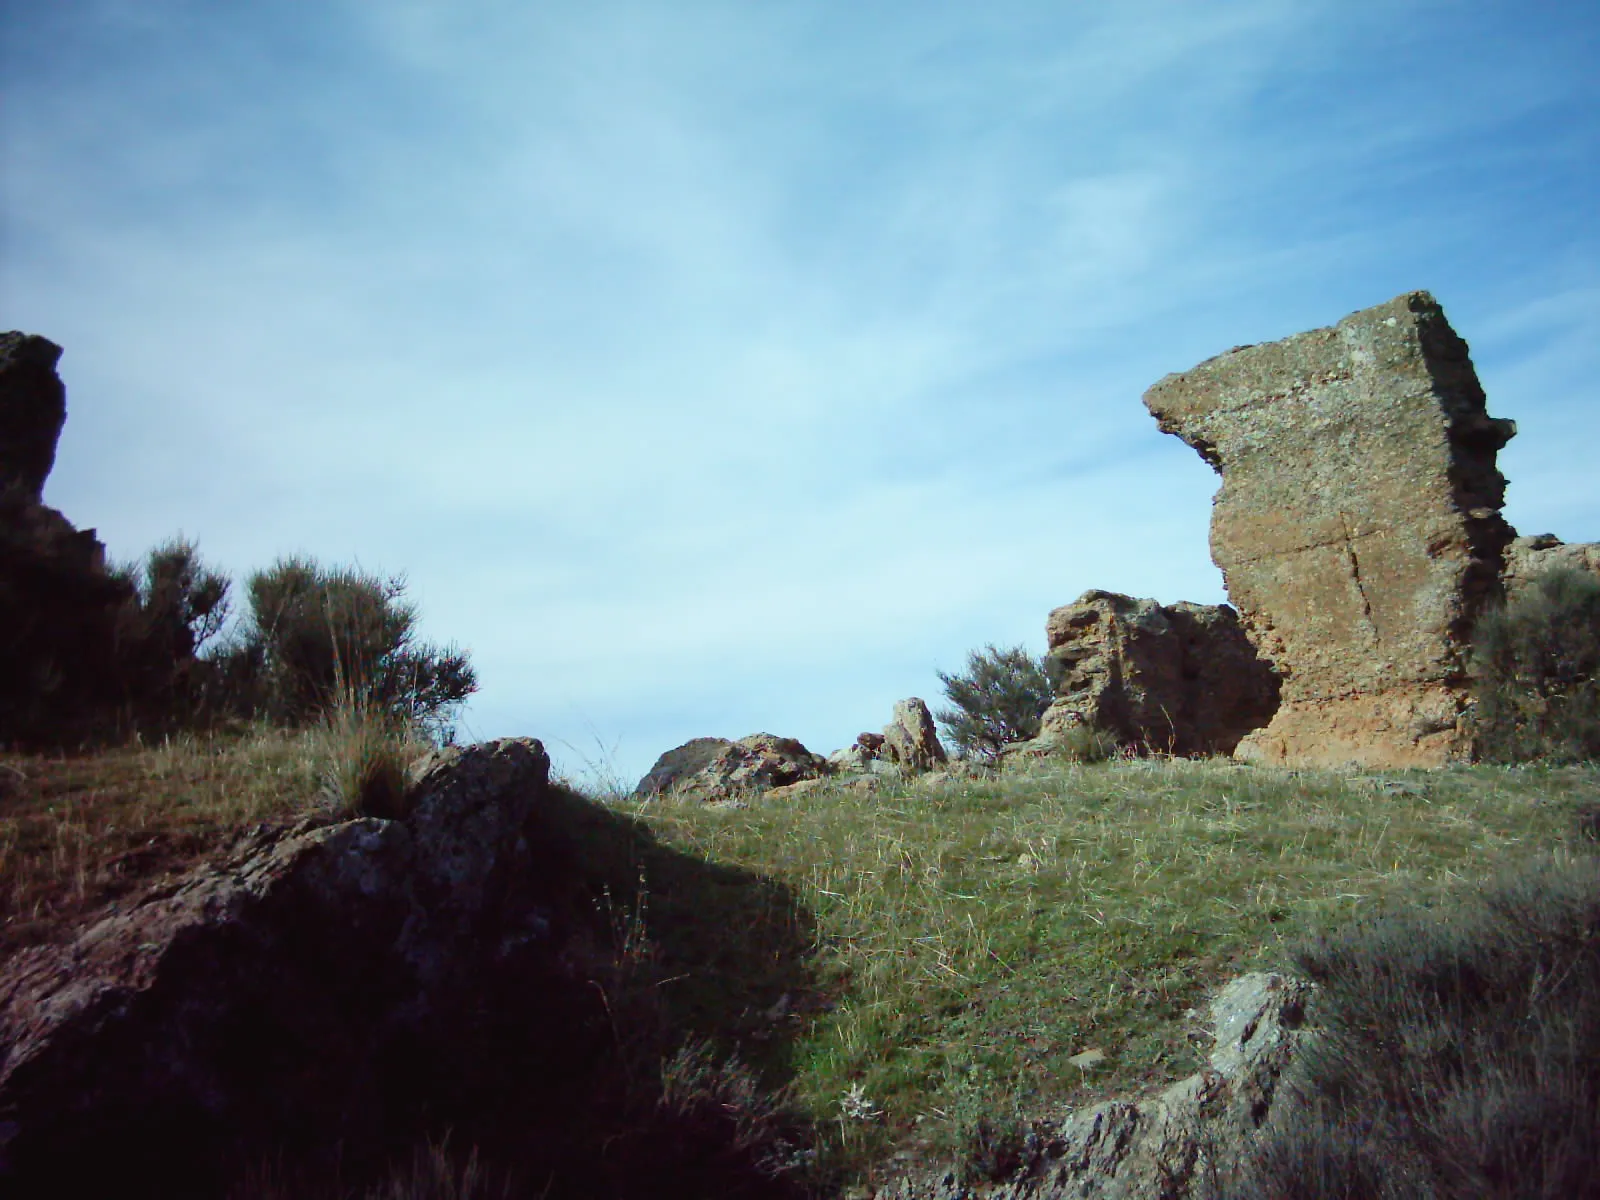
[1145, 291, 1515, 768]
[881, 698, 948, 772]
[1502, 533, 1600, 596]
[634, 733, 829, 801]
[876, 973, 1312, 1199]
[1034, 591, 1280, 757]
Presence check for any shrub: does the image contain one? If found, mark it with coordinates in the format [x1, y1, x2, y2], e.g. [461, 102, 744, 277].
[234, 557, 476, 735]
[934, 644, 1060, 762]
[1473, 567, 1600, 763]
[1236, 855, 1600, 1199]
[111, 537, 232, 727]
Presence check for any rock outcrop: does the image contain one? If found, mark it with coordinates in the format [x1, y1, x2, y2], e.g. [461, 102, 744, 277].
[880, 698, 948, 771]
[0, 739, 571, 1195]
[827, 700, 949, 776]
[1503, 533, 1600, 596]
[877, 973, 1312, 1199]
[0, 333, 134, 744]
[1145, 291, 1516, 768]
[0, 334, 66, 503]
[634, 733, 829, 801]
[1030, 591, 1279, 757]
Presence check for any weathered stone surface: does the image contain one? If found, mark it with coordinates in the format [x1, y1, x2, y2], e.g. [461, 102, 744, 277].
[0, 738, 571, 1195]
[633, 735, 736, 796]
[1029, 591, 1279, 757]
[0, 334, 67, 503]
[881, 698, 948, 771]
[1503, 533, 1600, 596]
[876, 973, 1312, 1199]
[635, 733, 829, 801]
[1145, 291, 1516, 768]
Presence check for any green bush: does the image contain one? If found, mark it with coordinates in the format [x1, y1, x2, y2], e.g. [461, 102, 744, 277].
[232, 556, 476, 735]
[935, 644, 1060, 763]
[111, 537, 232, 727]
[1473, 566, 1600, 763]
[1237, 856, 1600, 1199]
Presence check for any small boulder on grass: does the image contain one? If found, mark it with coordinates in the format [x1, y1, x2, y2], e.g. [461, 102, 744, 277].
[634, 734, 829, 802]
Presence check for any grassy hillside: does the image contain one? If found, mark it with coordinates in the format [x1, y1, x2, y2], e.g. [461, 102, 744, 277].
[3, 735, 1595, 1195]
[592, 757, 1599, 1189]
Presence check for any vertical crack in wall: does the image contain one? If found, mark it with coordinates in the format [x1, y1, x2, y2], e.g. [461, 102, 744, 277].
[1341, 512, 1379, 647]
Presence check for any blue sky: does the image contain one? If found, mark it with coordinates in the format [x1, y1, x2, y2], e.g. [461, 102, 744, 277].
[3, 1, 1597, 786]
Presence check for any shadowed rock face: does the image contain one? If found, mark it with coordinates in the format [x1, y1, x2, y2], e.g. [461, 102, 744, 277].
[0, 334, 66, 504]
[0, 333, 135, 744]
[0, 740, 582, 1196]
[1037, 591, 1280, 757]
[1145, 291, 1516, 768]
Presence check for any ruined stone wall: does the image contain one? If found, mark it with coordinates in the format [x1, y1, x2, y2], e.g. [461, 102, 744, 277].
[1144, 291, 1515, 767]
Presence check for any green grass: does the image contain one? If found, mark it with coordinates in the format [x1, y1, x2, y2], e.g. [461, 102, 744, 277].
[595, 756, 1600, 1189]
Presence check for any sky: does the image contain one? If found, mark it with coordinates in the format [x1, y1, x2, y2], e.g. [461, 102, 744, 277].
[3, 1, 1597, 788]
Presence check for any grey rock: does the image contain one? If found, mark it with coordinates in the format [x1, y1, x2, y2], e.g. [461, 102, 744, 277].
[876, 973, 1312, 1199]
[0, 738, 565, 1195]
[1502, 533, 1600, 596]
[881, 698, 948, 772]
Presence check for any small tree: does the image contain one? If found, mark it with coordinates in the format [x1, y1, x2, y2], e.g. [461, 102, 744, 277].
[237, 556, 477, 735]
[111, 537, 232, 726]
[1473, 566, 1600, 763]
[935, 644, 1060, 763]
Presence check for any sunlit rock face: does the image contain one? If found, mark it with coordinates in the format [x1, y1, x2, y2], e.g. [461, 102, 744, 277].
[1144, 291, 1516, 768]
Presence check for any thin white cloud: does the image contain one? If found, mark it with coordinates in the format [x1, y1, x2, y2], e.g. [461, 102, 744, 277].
[4, 0, 1596, 784]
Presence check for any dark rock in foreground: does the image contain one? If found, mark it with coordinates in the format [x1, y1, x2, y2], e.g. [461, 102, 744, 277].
[0, 740, 574, 1195]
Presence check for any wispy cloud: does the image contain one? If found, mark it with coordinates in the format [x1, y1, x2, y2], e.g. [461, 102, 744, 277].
[4, 0, 1596, 783]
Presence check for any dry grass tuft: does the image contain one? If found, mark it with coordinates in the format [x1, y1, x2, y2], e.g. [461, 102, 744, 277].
[0, 710, 430, 958]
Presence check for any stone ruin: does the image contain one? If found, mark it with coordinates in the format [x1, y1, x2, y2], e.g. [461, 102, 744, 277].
[1039, 290, 1599, 769]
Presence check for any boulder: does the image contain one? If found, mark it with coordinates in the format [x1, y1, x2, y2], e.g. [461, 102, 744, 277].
[633, 735, 735, 797]
[880, 698, 948, 771]
[1502, 533, 1600, 596]
[876, 973, 1312, 1199]
[0, 738, 583, 1196]
[634, 733, 829, 801]
[1032, 591, 1280, 757]
[1145, 291, 1516, 768]
[0, 333, 67, 503]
